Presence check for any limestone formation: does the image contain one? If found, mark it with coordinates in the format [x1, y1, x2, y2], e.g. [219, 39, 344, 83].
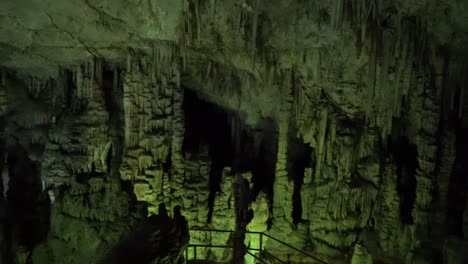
[0, 0, 468, 263]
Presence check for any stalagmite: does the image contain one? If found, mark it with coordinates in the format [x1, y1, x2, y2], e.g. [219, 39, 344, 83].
[351, 243, 372, 264]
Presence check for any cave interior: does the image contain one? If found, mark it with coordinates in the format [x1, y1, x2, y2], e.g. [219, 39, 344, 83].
[0, 0, 468, 263]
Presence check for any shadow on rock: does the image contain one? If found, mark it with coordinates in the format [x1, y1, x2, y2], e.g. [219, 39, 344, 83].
[103, 203, 189, 264]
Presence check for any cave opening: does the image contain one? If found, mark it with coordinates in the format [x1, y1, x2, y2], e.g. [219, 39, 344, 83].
[287, 128, 313, 226]
[182, 89, 234, 223]
[182, 89, 278, 223]
[3, 141, 50, 263]
[391, 136, 418, 225]
[246, 118, 278, 199]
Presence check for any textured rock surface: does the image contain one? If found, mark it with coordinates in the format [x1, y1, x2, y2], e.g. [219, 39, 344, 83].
[31, 178, 138, 264]
[0, 0, 468, 263]
[26, 175, 188, 264]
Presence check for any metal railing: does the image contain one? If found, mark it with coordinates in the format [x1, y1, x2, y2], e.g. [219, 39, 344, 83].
[186, 228, 328, 264]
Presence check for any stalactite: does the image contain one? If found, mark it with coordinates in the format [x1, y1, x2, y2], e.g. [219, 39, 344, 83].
[174, 67, 181, 89]
[316, 48, 322, 81]
[333, 0, 344, 30]
[88, 60, 95, 99]
[75, 65, 82, 98]
[251, 0, 260, 62]
[367, 44, 377, 119]
[326, 117, 336, 166]
[206, 61, 212, 81]
[194, 0, 201, 44]
[379, 35, 389, 109]
[27, 77, 46, 98]
[126, 51, 132, 74]
[83, 62, 90, 96]
[314, 109, 328, 180]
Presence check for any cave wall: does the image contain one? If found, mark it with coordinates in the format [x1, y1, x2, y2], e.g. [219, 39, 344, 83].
[0, 0, 467, 263]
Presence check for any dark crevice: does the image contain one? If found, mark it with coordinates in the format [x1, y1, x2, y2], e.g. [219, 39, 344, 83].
[182, 90, 234, 223]
[446, 125, 468, 236]
[162, 149, 172, 175]
[64, 69, 75, 108]
[105, 143, 113, 174]
[249, 119, 278, 200]
[392, 136, 418, 224]
[182, 89, 278, 224]
[102, 66, 125, 178]
[207, 163, 225, 223]
[4, 141, 50, 263]
[102, 68, 116, 114]
[76, 169, 106, 184]
[388, 116, 419, 225]
[444, 82, 468, 236]
[287, 126, 313, 226]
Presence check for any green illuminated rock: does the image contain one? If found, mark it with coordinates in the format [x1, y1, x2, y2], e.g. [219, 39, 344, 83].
[0, 0, 467, 263]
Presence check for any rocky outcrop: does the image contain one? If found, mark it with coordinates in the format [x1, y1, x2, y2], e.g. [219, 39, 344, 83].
[32, 177, 189, 264]
[119, 48, 184, 214]
[31, 178, 138, 264]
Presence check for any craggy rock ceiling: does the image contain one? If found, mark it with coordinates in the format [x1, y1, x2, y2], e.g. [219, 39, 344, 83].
[1, 0, 468, 263]
[1, 0, 468, 124]
[0, 0, 182, 74]
[1, 0, 467, 75]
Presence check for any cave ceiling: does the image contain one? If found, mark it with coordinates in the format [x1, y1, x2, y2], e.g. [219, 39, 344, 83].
[0, 0, 467, 76]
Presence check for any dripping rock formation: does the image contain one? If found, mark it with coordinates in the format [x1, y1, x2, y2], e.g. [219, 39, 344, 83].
[1, 0, 468, 263]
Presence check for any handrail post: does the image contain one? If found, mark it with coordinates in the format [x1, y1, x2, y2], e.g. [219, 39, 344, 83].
[259, 233, 263, 260]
